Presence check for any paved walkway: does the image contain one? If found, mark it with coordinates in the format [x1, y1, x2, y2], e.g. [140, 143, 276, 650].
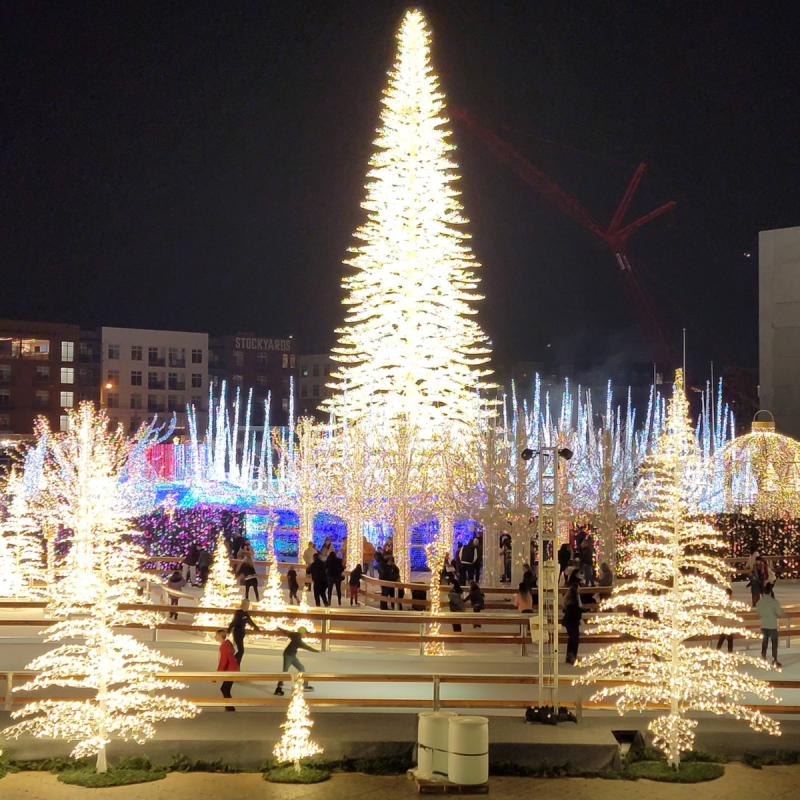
[1, 764, 798, 800]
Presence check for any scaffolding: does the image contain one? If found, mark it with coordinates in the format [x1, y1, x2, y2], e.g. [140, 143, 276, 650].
[537, 447, 560, 712]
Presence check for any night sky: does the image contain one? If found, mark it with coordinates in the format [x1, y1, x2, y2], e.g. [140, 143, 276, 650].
[2, 2, 799, 379]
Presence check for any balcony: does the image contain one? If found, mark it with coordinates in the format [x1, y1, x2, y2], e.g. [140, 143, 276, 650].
[33, 374, 51, 386]
[148, 356, 166, 367]
[168, 379, 186, 391]
[78, 351, 100, 364]
[168, 358, 186, 368]
[147, 402, 165, 413]
[148, 379, 166, 390]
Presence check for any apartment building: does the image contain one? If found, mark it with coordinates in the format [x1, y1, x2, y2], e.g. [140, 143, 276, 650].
[100, 327, 208, 437]
[298, 352, 335, 421]
[209, 333, 298, 427]
[0, 319, 81, 436]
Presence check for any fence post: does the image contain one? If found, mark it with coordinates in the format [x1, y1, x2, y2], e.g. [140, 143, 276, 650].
[574, 683, 583, 722]
[419, 623, 426, 657]
[520, 623, 527, 657]
[4, 672, 13, 711]
[321, 615, 330, 653]
[433, 675, 441, 711]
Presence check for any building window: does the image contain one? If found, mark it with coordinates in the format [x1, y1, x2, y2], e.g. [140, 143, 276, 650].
[282, 376, 289, 389]
[301, 364, 308, 377]
[0, 412, 11, 431]
[301, 385, 308, 398]
[0, 365, 10, 384]
[61, 341, 74, 362]
[282, 354, 289, 369]
[168, 372, 185, 390]
[130, 371, 142, 386]
[233, 351, 244, 367]
[168, 347, 186, 368]
[130, 393, 142, 410]
[290, 355, 296, 368]
[59, 414, 70, 432]
[35, 389, 50, 408]
[60, 391, 74, 408]
[0, 389, 10, 408]
[148, 394, 159, 412]
[148, 347, 165, 366]
[312, 384, 320, 398]
[282, 398, 289, 412]
[106, 369, 119, 386]
[233, 374, 243, 385]
[60, 367, 74, 384]
[191, 349, 203, 364]
[312, 364, 320, 377]
[148, 372, 165, 390]
[190, 373, 201, 388]
[107, 393, 119, 408]
[131, 346, 143, 361]
[257, 375, 268, 390]
[108, 344, 120, 360]
[191, 395, 202, 409]
[212, 375, 219, 388]
[168, 395, 183, 412]
[34, 365, 50, 384]
[257, 352, 269, 366]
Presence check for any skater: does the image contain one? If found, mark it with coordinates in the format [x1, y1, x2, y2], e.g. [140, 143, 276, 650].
[363, 536, 375, 577]
[214, 629, 239, 711]
[500, 532, 512, 583]
[165, 569, 186, 620]
[716, 587, 736, 653]
[274, 627, 319, 695]
[306, 552, 329, 607]
[563, 584, 583, 665]
[558, 543, 572, 581]
[287, 567, 300, 604]
[197, 548, 213, 585]
[236, 556, 260, 601]
[325, 548, 344, 606]
[227, 599, 262, 666]
[181, 542, 199, 585]
[349, 562, 363, 605]
[756, 584, 787, 668]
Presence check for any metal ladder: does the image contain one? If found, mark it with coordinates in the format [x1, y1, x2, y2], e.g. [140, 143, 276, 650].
[537, 447, 559, 712]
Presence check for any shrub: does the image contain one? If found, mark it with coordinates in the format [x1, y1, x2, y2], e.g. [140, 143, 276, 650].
[263, 765, 331, 784]
[625, 761, 724, 783]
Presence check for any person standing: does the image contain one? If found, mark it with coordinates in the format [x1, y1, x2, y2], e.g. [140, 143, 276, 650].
[448, 581, 465, 632]
[303, 541, 318, 567]
[236, 556, 260, 601]
[441, 553, 457, 586]
[499, 532, 512, 583]
[580, 538, 595, 587]
[181, 543, 199, 585]
[227, 599, 261, 666]
[319, 537, 333, 560]
[459, 539, 476, 584]
[747, 565, 763, 607]
[197, 548, 213, 585]
[325, 549, 345, 606]
[716, 587, 736, 653]
[563, 584, 583, 665]
[237, 538, 255, 561]
[558, 544, 572, 581]
[306, 552, 329, 607]
[363, 536, 376, 577]
[473, 537, 483, 583]
[214, 630, 239, 711]
[166, 569, 186, 620]
[274, 627, 319, 695]
[286, 567, 300, 604]
[756, 584, 787, 668]
[348, 562, 363, 606]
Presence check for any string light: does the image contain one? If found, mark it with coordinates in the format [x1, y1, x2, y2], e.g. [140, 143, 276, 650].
[196, 531, 241, 631]
[2, 403, 197, 773]
[577, 371, 781, 767]
[273, 673, 322, 772]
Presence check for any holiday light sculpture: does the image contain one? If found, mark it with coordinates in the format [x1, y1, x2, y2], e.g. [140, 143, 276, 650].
[577, 371, 781, 766]
[196, 531, 241, 630]
[273, 673, 322, 772]
[0, 468, 44, 599]
[2, 403, 197, 773]
[723, 411, 800, 519]
[325, 9, 493, 438]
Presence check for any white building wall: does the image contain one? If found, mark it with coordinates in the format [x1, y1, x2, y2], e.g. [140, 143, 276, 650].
[759, 225, 800, 438]
[101, 327, 208, 438]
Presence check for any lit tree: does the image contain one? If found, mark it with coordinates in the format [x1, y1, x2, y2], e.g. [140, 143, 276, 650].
[577, 371, 781, 766]
[2, 403, 197, 772]
[273, 673, 322, 772]
[325, 9, 493, 438]
[197, 531, 241, 630]
[0, 468, 44, 598]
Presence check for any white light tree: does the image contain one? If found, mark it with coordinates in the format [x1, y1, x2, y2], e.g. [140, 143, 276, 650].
[0, 468, 44, 598]
[577, 371, 781, 766]
[273, 674, 322, 772]
[197, 531, 242, 630]
[325, 9, 493, 438]
[2, 403, 197, 772]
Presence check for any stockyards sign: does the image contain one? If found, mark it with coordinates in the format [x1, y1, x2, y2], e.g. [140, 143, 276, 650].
[235, 336, 294, 352]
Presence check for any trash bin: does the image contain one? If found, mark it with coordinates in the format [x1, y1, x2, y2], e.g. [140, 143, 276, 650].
[417, 711, 456, 776]
[447, 715, 488, 785]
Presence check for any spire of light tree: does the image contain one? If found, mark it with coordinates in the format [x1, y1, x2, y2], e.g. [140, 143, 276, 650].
[326, 9, 493, 437]
[577, 370, 781, 767]
[197, 532, 242, 630]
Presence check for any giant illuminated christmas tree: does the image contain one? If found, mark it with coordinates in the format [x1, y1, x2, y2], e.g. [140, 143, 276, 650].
[326, 9, 493, 437]
[577, 371, 781, 766]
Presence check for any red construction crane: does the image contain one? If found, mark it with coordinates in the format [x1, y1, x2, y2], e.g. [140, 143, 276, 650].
[452, 108, 676, 366]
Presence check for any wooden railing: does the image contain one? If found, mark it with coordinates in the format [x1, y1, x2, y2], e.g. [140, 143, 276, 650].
[2, 670, 799, 719]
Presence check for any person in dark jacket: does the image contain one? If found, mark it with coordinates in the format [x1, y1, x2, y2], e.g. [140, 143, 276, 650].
[197, 548, 213, 585]
[236, 557, 259, 601]
[227, 599, 262, 666]
[499, 532, 512, 583]
[348, 563, 363, 606]
[449, 581, 465, 631]
[580, 538, 595, 587]
[325, 550, 345, 606]
[287, 567, 300, 604]
[558, 544, 572, 580]
[563, 584, 583, 664]
[182, 543, 199, 585]
[386, 556, 402, 610]
[306, 553, 329, 607]
[468, 580, 484, 629]
[472, 537, 483, 583]
[459, 540, 477, 584]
